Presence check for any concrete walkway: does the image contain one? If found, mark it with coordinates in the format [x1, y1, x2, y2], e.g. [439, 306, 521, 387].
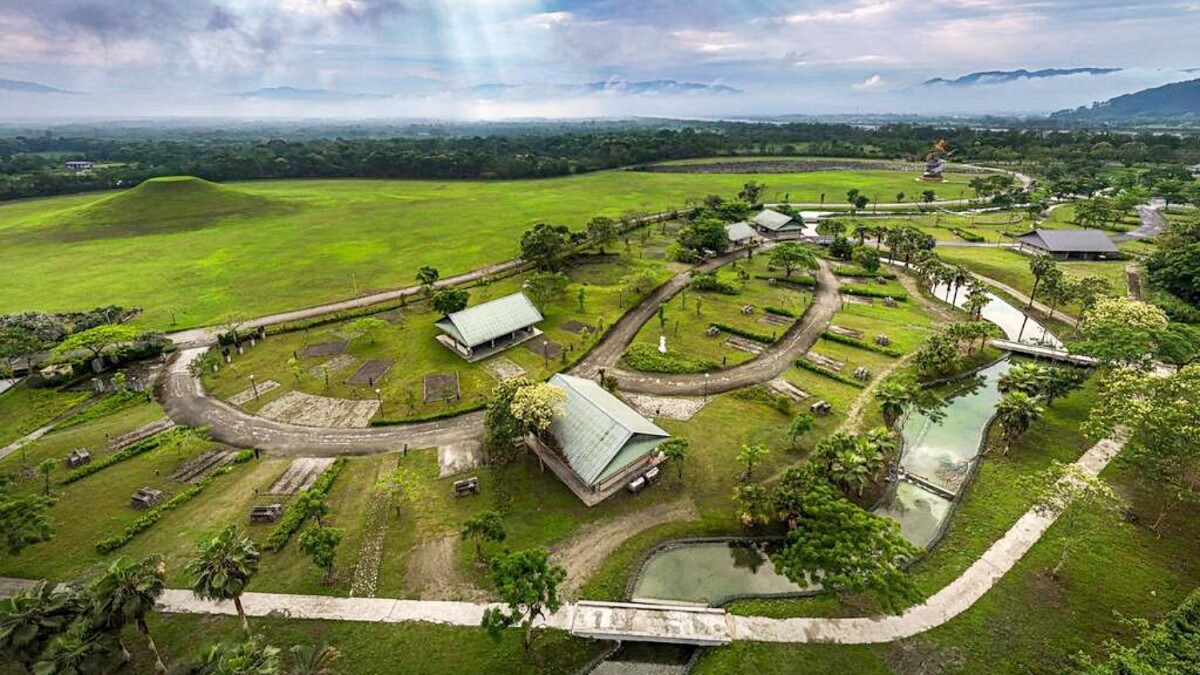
[87, 434, 1111, 644]
[1111, 205, 1166, 243]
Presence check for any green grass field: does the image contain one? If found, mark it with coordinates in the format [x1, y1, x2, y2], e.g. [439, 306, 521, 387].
[0, 164, 972, 329]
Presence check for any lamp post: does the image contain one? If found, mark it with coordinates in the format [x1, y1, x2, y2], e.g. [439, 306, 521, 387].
[375, 388, 383, 415]
[249, 374, 259, 401]
[704, 372, 710, 404]
[542, 340, 549, 369]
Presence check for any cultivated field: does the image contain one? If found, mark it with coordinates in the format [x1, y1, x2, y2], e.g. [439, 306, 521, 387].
[0, 162, 974, 329]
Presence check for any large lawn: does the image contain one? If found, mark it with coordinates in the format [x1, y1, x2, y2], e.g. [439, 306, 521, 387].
[0, 164, 972, 329]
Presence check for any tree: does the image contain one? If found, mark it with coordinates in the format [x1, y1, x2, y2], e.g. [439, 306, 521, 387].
[484, 377, 535, 461]
[677, 216, 729, 255]
[787, 413, 814, 446]
[0, 490, 56, 554]
[914, 328, 963, 378]
[964, 281, 990, 320]
[290, 644, 341, 675]
[813, 432, 881, 497]
[1065, 274, 1112, 327]
[480, 549, 566, 652]
[509, 383, 566, 439]
[733, 483, 772, 529]
[0, 327, 40, 377]
[873, 376, 944, 433]
[1076, 297, 1170, 370]
[737, 444, 770, 482]
[293, 490, 330, 528]
[738, 181, 766, 205]
[768, 242, 817, 277]
[1146, 243, 1200, 306]
[32, 625, 118, 675]
[0, 582, 87, 672]
[852, 246, 880, 274]
[36, 460, 55, 496]
[461, 511, 506, 561]
[187, 526, 261, 633]
[298, 527, 344, 583]
[415, 265, 439, 295]
[430, 286, 470, 315]
[1038, 267, 1071, 321]
[997, 363, 1050, 398]
[657, 438, 689, 482]
[1085, 364, 1200, 536]
[816, 220, 846, 238]
[995, 391, 1044, 453]
[343, 317, 387, 345]
[584, 216, 618, 254]
[1019, 461, 1121, 577]
[51, 324, 146, 363]
[828, 235, 853, 260]
[772, 481, 920, 613]
[88, 555, 167, 671]
[522, 272, 569, 312]
[773, 465, 819, 527]
[947, 266, 970, 307]
[520, 223, 572, 271]
[193, 637, 282, 675]
[1017, 254, 1056, 341]
[619, 270, 657, 304]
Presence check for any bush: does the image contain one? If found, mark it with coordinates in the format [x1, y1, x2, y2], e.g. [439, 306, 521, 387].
[621, 343, 718, 374]
[833, 266, 896, 279]
[95, 469, 231, 553]
[820, 332, 903, 357]
[763, 306, 798, 318]
[795, 358, 865, 388]
[265, 458, 348, 551]
[754, 273, 816, 288]
[947, 226, 985, 243]
[840, 284, 908, 301]
[690, 273, 740, 295]
[233, 449, 255, 463]
[60, 428, 189, 485]
[371, 404, 488, 426]
[710, 322, 777, 344]
[732, 385, 793, 413]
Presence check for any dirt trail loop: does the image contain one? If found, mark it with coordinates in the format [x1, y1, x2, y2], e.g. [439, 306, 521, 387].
[551, 498, 699, 597]
[406, 535, 486, 602]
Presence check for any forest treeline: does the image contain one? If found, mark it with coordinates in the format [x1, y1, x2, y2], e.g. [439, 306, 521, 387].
[3, 121, 1200, 201]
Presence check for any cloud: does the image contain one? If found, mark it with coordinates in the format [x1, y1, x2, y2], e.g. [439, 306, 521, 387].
[852, 74, 886, 91]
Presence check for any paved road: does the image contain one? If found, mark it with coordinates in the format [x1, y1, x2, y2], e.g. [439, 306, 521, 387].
[1111, 205, 1166, 242]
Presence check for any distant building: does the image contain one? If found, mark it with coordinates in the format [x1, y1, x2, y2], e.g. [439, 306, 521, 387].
[434, 291, 543, 361]
[1015, 229, 1119, 260]
[752, 209, 803, 235]
[528, 373, 671, 506]
[64, 161, 93, 172]
[725, 221, 759, 247]
[1190, 163, 1200, 175]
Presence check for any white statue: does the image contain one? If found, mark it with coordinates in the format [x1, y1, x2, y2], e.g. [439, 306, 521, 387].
[658, 335, 668, 354]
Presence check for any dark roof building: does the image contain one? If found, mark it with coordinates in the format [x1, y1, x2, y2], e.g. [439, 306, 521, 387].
[1015, 229, 1119, 260]
[434, 292, 543, 361]
[527, 374, 671, 506]
[752, 209, 802, 233]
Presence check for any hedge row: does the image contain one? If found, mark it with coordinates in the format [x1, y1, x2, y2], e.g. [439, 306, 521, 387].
[60, 428, 187, 485]
[840, 284, 909, 301]
[731, 385, 793, 413]
[754, 273, 816, 288]
[710, 322, 777, 345]
[763, 306, 798, 318]
[820, 332, 904, 357]
[621, 343, 718, 374]
[96, 468, 231, 553]
[833, 266, 896, 279]
[371, 403, 487, 426]
[948, 226, 985, 243]
[265, 457, 349, 551]
[795, 358, 865, 388]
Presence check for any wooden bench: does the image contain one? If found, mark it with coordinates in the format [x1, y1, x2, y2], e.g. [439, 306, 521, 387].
[810, 400, 833, 416]
[66, 448, 91, 468]
[249, 504, 283, 524]
[453, 477, 480, 497]
[131, 487, 164, 510]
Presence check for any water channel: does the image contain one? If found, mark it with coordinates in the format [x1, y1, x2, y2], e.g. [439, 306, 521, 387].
[630, 282, 1059, 604]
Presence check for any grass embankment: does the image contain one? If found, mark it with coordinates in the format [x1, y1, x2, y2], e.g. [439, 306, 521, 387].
[697, 377, 1200, 673]
[0, 384, 90, 448]
[0, 164, 971, 329]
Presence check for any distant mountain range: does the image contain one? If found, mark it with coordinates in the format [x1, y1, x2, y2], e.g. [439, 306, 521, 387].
[1052, 77, 1200, 121]
[232, 87, 390, 102]
[0, 78, 77, 94]
[923, 68, 1122, 87]
[471, 79, 742, 98]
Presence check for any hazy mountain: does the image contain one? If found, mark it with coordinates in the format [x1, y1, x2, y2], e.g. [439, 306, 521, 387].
[0, 78, 77, 94]
[923, 68, 1122, 87]
[470, 80, 742, 99]
[1052, 77, 1200, 120]
[232, 87, 390, 102]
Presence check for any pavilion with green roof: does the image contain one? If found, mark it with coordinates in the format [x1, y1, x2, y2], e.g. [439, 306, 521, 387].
[434, 291, 544, 362]
[528, 373, 672, 506]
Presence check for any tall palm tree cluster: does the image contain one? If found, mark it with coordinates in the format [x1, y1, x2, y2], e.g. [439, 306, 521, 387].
[0, 526, 340, 674]
[812, 428, 898, 498]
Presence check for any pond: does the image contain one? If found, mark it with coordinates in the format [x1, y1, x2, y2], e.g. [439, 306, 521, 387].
[929, 281, 1061, 347]
[630, 541, 810, 605]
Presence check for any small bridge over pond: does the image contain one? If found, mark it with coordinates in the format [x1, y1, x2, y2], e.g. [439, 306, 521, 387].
[569, 601, 733, 646]
[989, 339, 1097, 366]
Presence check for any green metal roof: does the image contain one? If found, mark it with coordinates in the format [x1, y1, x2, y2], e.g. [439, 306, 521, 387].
[436, 292, 543, 348]
[726, 221, 757, 242]
[753, 209, 801, 231]
[548, 374, 670, 486]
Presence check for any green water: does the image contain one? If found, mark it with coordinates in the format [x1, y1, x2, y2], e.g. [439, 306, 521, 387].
[631, 542, 808, 605]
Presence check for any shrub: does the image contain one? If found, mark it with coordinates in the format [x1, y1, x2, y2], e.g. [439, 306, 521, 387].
[60, 428, 189, 485]
[840, 284, 908, 301]
[763, 306, 798, 318]
[690, 273, 740, 295]
[947, 226, 985, 243]
[795, 358, 865, 388]
[95, 469, 231, 553]
[265, 458, 348, 551]
[833, 266, 896, 279]
[710, 322, 777, 344]
[820, 332, 903, 357]
[233, 449, 255, 463]
[621, 343, 718, 374]
[754, 274, 817, 288]
[732, 385, 793, 413]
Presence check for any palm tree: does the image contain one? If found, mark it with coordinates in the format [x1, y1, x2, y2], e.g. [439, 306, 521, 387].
[0, 582, 87, 672]
[995, 392, 1044, 454]
[194, 637, 281, 675]
[658, 438, 690, 482]
[33, 626, 119, 675]
[290, 644, 341, 674]
[830, 449, 872, 496]
[997, 363, 1049, 397]
[852, 222, 871, 246]
[187, 526, 261, 634]
[964, 282, 990, 320]
[1040, 268, 1071, 323]
[874, 380, 915, 432]
[1019, 254, 1057, 341]
[949, 266, 971, 307]
[88, 555, 167, 672]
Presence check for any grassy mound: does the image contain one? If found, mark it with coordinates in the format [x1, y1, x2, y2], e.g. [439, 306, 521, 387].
[50, 176, 288, 240]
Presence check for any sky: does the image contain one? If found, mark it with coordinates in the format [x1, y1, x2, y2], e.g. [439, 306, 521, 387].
[1, 0, 1198, 119]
